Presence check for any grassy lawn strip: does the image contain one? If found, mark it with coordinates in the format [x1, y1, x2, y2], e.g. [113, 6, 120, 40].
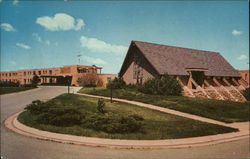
[18, 94, 237, 140]
[79, 87, 249, 123]
[0, 87, 36, 95]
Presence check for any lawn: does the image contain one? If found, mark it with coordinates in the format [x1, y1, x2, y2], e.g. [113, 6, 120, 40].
[79, 87, 249, 123]
[0, 87, 36, 95]
[18, 94, 237, 140]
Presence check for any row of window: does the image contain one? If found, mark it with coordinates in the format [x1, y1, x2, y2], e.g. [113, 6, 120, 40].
[1, 79, 19, 83]
[1, 70, 54, 77]
[1, 73, 18, 77]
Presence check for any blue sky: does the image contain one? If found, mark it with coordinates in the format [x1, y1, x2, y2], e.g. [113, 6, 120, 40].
[0, 0, 249, 74]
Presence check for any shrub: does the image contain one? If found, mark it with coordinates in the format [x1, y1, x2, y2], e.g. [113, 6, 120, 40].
[25, 100, 48, 114]
[22, 84, 37, 88]
[36, 108, 84, 126]
[25, 100, 84, 126]
[82, 113, 144, 133]
[243, 87, 249, 101]
[106, 77, 126, 89]
[129, 114, 144, 121]
[0, 81, 20, 87]
[97, 98, 105, 114]
[138, 74, 182, 96]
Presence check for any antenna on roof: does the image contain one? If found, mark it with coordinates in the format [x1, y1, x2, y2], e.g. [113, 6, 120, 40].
[77, 51, 82, 64]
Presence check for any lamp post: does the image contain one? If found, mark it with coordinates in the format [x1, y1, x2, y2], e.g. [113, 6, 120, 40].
[65, 76, 70, 94]
[68, 78, 70, 94]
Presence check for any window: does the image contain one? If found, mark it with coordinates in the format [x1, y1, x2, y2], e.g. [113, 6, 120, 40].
[49, 70, 52, 75]
[38, 71, 41, 75]
[24, 72, 26, 76]
[77, 67, 87, 73]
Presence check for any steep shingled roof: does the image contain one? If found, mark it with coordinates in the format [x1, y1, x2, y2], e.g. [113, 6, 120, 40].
[121, 41, 240, 77]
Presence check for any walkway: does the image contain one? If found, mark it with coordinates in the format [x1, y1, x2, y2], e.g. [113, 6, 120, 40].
[76, 93, 248, 130]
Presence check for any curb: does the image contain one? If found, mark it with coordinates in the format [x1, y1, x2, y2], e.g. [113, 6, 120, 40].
[4, 111, 249, 149]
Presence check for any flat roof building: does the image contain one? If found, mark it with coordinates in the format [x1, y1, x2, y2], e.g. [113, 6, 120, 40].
[0, 65, 116, 86]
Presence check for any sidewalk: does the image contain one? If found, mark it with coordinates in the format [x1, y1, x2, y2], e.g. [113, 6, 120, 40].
[4, 92, 249, 149]
[76, 93, 248, 130]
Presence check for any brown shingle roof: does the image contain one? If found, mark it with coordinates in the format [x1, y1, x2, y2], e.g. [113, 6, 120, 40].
[130, 41, 240, 77]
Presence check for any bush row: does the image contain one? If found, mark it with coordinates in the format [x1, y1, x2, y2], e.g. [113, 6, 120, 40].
[107, 75, 182, 96]
[25, 99, 144, 133]
[0, 81, 37, 88]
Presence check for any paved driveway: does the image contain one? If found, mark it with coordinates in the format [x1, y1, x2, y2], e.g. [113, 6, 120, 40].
[1, 86, 249, 159]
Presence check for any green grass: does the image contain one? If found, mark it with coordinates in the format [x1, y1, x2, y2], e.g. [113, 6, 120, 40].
[0, 87, 36, 95]
[79, 87, 249, 123]
[18, 94, 237, 140]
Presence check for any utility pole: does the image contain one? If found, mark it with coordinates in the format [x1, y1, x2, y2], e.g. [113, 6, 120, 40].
[77, 52, 82, 64]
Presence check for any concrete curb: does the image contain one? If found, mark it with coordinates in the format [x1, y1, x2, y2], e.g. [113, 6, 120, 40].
[4, 111, 249, 149]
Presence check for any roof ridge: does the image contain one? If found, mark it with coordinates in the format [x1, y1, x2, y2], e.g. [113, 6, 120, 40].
[132, 40, 219, 54]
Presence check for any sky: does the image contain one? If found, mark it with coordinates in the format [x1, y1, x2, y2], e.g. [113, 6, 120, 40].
[0, 0, 249, 74]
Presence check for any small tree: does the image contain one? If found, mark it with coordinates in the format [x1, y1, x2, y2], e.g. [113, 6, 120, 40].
[97, 98, 105, 114]
[31, 75, 40, 85]
[106, 77, 126, 89]
[77, 74, 103, 87]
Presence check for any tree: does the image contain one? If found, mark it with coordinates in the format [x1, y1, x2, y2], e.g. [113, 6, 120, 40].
[106, 77, 126, 89]
[31, 75, 40, 85]
[77, 74, 103, 87]
[97, 98, 105, 114]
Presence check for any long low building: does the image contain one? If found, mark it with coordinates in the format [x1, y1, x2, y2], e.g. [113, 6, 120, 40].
[0, 64, 116, 86]
[119, 40, 247, 102]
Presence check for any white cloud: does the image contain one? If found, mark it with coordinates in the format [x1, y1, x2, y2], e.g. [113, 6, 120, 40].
[16, 43, 31, 49]
[13, 0, 19, 5]
[36, 13, 85, 31]
[80, 36, 127, 55]
[9, 61, 17, 66]
[237, 54, 248, 60]
[82, 56, 107, 65]
[232, 29, 242, 36]
[0, 0, 3, 3]
[0, 23, 16, 32]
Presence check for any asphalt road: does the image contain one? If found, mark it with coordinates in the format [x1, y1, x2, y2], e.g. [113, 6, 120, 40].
[1, 86, 249, 159]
